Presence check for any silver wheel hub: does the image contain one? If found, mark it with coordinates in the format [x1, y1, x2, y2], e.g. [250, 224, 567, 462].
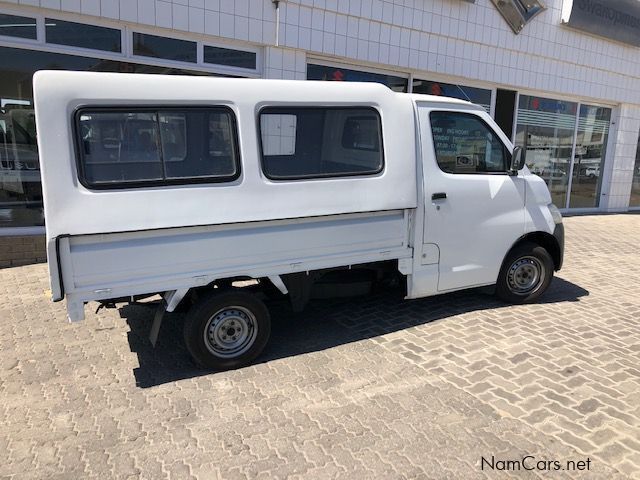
[204, 306, 258, 358]
[507, 256, 544, 295]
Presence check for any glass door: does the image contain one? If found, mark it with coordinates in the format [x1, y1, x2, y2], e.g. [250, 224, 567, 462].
[514, 95, 577, 208]
[514, 95, 613, 209]
[568, 105, 611, 208]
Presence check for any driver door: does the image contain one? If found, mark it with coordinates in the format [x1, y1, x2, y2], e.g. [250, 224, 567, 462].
[419, 106, 526, 292]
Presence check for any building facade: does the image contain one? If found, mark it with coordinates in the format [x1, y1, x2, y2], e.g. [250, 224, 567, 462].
[1, 0, 639, 266]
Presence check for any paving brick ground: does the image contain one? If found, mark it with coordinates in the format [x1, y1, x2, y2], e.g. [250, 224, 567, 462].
[0, 214, 639, 479]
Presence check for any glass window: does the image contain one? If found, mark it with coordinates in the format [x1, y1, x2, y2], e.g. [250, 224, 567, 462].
[0, 104, 40, 227]
[569, 105, 611, 208]
[430, 112, 508, 174]
[204, 46, 256, 69]
[159, 112, 187, 162]
[631, 133, 640, 207]
[261, 114, 296, 156]
[307, 64, 408, 92]
[0, 13, 37, 40]
[515, 95, 578, 207]
[45, 18, 121, 53]
[78, 111, 163, 185]
[133, 32, 197, 63]
[341, 116, 380, 152]
[162, 110, 237, 179]
[77, 108, 238, 187]
[412, 79, 492, 114]
[260, 107, 383, 179]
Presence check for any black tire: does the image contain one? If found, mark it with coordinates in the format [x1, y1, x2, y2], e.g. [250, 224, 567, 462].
[496, 242, 554, 304]
[183, 290, 271, 370]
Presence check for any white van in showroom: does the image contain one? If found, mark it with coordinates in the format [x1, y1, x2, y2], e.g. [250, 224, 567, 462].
[34, 71, 564, 371]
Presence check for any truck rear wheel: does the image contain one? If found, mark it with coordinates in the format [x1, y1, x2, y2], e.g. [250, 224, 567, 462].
[496, 242, 554, 304]
[183, 290, 271, 370]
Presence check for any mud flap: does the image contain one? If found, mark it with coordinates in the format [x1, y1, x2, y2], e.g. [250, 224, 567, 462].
[149, 288, 189, 346]
[149, 302, 166, 347]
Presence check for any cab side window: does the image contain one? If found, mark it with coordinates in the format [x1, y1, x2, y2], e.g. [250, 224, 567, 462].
[430, 112, 508, 174]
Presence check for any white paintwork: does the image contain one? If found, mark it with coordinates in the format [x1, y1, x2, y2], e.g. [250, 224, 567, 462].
[33, 72, 560, 322]
[62, 210, 410, 293]
[417, 102, 526, 292]
[33, 71, 418, 238]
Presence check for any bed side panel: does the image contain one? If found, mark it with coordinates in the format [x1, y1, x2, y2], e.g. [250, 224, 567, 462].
[61, 211, 411, 298]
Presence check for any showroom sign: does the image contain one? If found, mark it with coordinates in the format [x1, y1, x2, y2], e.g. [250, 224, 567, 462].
[464, 1, 547, 34]
[562, 0, 640, 47]
[490, 1, 546, 34]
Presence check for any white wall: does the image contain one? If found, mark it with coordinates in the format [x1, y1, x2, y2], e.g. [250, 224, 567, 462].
[6, 0, 639, 106]
[279, 0, 640, 107]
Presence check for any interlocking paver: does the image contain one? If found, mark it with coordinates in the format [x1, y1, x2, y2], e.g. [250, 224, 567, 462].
[0, 214, 639, 479]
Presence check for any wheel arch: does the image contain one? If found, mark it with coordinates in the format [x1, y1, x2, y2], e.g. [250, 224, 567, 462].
[507, 231, 562, 272]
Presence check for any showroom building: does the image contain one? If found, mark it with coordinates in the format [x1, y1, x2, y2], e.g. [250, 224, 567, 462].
[0, 0, 639, 266]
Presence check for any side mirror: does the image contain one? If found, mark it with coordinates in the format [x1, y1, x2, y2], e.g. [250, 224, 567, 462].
[509, 146, 525, 174]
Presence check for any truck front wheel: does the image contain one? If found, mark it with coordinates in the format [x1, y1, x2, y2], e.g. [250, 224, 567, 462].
[496, 242, 554, 304]
[183, 290, 271, 370]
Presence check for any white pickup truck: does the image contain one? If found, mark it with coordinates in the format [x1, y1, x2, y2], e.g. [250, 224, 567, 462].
[34, 71, 564, 370]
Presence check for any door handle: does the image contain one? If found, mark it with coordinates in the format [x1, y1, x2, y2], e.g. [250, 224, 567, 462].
[431, 192, 447, 200]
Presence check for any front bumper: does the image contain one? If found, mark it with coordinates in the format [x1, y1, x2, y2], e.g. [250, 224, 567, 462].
[553, 223, 565, 271]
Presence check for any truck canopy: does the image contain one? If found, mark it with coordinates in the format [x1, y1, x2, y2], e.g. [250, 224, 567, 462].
[34, 71, 424, 239]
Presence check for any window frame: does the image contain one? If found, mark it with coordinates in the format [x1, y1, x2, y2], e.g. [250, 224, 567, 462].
[257, 105, 385, 181]
[73, 105, 241, 190]
[429, 110, 511, 176]
[0, 7, 262, 78]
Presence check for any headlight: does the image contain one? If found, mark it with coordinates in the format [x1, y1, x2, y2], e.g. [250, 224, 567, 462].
[548, 203, 563, 224]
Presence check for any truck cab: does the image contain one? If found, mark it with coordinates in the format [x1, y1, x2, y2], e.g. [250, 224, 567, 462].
[407, 95, 564, 301]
